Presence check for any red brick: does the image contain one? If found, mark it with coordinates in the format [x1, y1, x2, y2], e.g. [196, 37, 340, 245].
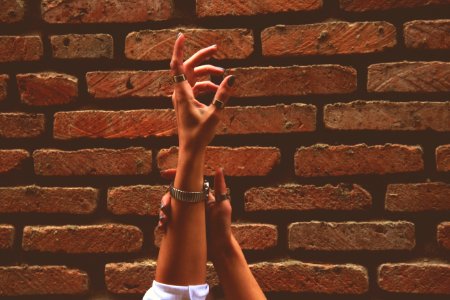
[324, 101, 450, 131]
[288, 221, 415, 251]
[386, 182, 450, 212]
[0, 0, 24, 23]
[0, 36, 43, 62]
[197, 0, 323, 17]
[227, 65, 357, 97]
[437, 222, 450, 249]
[404, 20, 450, 49]
[262, 22, 396, 57]
[33, 147, 152, 176]
[340, 0, 450, 11]
[53, 104, 316, 139]
[378, 263, 450, 294]
[50, 34, 113, 59]
[244, 183, 372, 212]
[295, 143, 424, 177]
[436, 144, 450, 172]
[22, 224, 143, 253]
[0, 149, 29, 174]
[107, 185, 166, 216]
[367, 61, 450, 93]
[41, 0, 173, 23]
[157, 146, 280, 176]
[86, 70, 172, 99]
[0, 186, 98, 214]
[0, 74, 8, 102]
[0, 113, 45, 138]
[250, 261, 368, 293]
[105, 261, 218, 294]
[0, 224, 14, 249]
[17, 73, 78, 106]
[125, 28, 254, 61]
[0, 265, 88, 296]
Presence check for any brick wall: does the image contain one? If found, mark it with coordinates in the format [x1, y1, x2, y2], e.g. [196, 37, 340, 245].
[0, 0, 449, 299]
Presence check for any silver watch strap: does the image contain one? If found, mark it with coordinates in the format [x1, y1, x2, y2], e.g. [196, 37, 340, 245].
[169, 181, 209, 203]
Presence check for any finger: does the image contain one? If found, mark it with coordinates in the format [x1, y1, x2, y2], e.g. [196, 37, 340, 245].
[206, 191, 216, 208]
[160, 168, 176, 180]
[192, 98, 207, 109]
[214, 167, 227, 195]
[209, 75, 235, 114]
[160, 192, 171, 214]
[193, 81, 219, 97]
[194, 65, 225, 77]
[170, 33, 186, 76]
[184, 45, 217, 69]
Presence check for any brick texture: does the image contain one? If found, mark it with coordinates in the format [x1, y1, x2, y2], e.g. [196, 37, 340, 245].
[245, 183, 372, 212]
[0, 0, 24, 23]
[0, 186, 98, 214]
[126, 28, 254, 61]
[157, 146, 280, 176]
[0, 36, 43, 62]
[0, 113, 45, 138]
[50, 34, 114, 59]
[367, 61, 450, 93]
[0, 224, 14, 249]
[385, 182, 450, 211]
[404, 19, 450, 49]
[22, 224, 143, 253]
[107, 185, 166, 216]
[436, 144, 450, 172]
[33, 147, 152, 176]
[437, 222, 450, 249]
[0, 265, 88, 296]
[0, 74, 7, 102]
[378, 263, 450, 294]
[41, 0, 173, 23]
[262, 22, 396, 56]
[295, 143, 424, 177]
[0, 149, 29, 174]
[339, 0, 450, 11]
[16, 73, 78, 106]
[324, 101, 450, 131]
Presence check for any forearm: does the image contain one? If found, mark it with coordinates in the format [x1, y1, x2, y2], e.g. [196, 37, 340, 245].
[212, 236, 266, 300]
[155, 148, 207, 285]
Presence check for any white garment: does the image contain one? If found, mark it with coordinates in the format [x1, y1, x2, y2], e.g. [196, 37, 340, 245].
[143, 280, 210, 300]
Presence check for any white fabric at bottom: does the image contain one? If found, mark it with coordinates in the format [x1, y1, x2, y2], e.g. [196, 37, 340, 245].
[143, 280, 210, 300]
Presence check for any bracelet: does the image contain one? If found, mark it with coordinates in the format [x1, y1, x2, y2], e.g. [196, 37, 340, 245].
[169, 180, 209, 203]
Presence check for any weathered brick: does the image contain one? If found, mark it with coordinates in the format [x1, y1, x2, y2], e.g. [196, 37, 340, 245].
[0, 186, 98, 214]
[324, 101, 450, 131]
[436, 144, 450, 172]
[0, 265, 88, 296]
[197, 0, 323, 17]
[367, 61, 450, 93]
[262, 22, 396, 56]
[22, 224, 143, 253]
[16, 73, 78, 106]
[378, 263, 450, 294]
[295, 143, 423, 177]
[250, 261, 368, 294]
[0, 0, 24, 23]
[157, 146, 280, 176]
[105, 261, 218, 294]
[53, 104, 316, 139]
[0, 149, 29, 174]
[33, 147, 151, 176]
[41, 0, 173, 23]
[386, 182, 450, 212]
[340, 0, 450, 11]
[437, 222, 450, 249]
[50, 34, 113, 59]
[0, 113, 45, 138]
[245, 183, 372, 212]
[0, 74, 8, 101]
[404, 20, 450, 49]
[0, 224, 14, 249]
[227, 65, 357, 97]
[0, 36, 43, 62]
[125, 28, 253, 61]
[107, 185, 166, 216]
[288, 221, 415, 251]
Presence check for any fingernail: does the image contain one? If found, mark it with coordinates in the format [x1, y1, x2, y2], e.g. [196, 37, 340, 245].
[221, 167, 225, 175]
[177, 32, 182, 39]
[227, 75, 235, 87]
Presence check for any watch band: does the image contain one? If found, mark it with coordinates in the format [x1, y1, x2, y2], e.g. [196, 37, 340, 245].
[169, 180, 209, 203]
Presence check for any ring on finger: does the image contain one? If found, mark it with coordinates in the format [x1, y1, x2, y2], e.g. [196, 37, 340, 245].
[173, 74, 187, 83]
[216, 192, 230, 202]
[212, 99, 225, 110]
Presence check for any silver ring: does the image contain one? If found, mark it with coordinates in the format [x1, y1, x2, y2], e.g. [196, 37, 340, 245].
[212, 99, 225, 110]
[173, 74, 186, 83]
[216, 192, 230, 202]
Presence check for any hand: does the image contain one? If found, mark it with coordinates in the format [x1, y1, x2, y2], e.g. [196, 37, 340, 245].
[170, 33, 236, 153]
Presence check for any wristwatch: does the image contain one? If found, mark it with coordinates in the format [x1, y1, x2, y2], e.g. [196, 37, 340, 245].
[169, 180, 210, 203]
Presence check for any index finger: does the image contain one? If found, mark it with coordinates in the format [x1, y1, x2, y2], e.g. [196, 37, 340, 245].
[170, 33, 185, 76]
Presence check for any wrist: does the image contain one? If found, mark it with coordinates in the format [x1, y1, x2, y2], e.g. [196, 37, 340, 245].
[210, 235, 235, 261]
